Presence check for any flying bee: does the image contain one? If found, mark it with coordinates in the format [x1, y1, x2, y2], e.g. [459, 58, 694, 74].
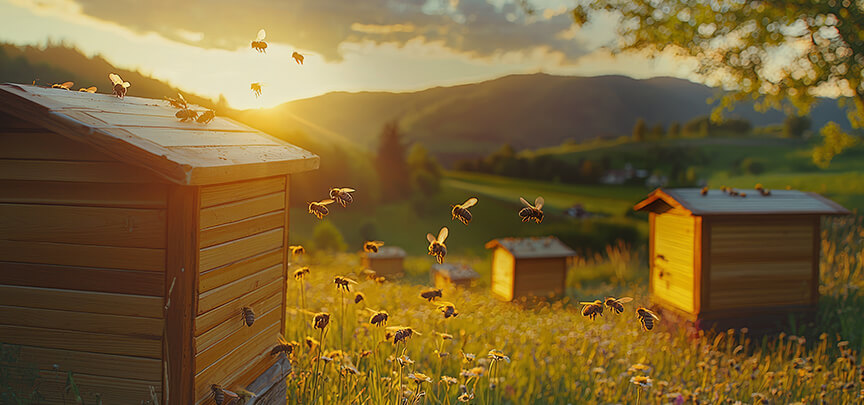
[389, 327, 417, 344]
[603, 296, 633, 315]
[420, 288, 442, 302]
[175, 108, 199, 122]
[307, 199, 334, 219]
[518, 196, 545, 223]
[292, 51, 305, 65]
[197, 109, 215, 124]
[700, 186, 708, 196]
[334, 276, 357, 291]
[108, 73, 130, 98]
[241, 306, 255, 327]
[78, 86, 97, 93]
[270, 335, 297, 356]
[363, 240, 384, 253]
[210, 384, 239, 405]
[165, 93, 187, 109]
[329, 187, 355, 207]
[579, 300, 604, 321]
[251, 82, 263, 97]
[51, 81, 73, 90]
[289, 245, 306, 258]
[451, 197, 478, 225]
[426, 226, 449, 264]
[293, 266, 310, 280]
[436, 301, 459, 318]
[251, 29, 268, 53]
[369, 310, 389, 327]
[635, 307, 661, 331]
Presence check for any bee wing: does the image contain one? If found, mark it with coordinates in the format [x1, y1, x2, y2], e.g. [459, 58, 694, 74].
[122, 82, 131, 88]
[341, 188, 356, 193]
[437, 226, 448, 243]
[534, 196, 545, 210]
[372, 241, 384, 247]
[319, 199, 335, 206]
[61, 81, 74, 89]
[178, 92, 187, 106]
[461, 197, 478, 208]
[257, 29, 266, 41]
[222, 388, 240, 399]
[647, 310, 660, 320]
[277, 334, 289, 345]
[109, 73, 122, 85]
[578, 301, 597, 305]
[617, 297, 634, 303]
[86, 86, 97, 93]
[426, 233, 436, 244]
[519, 197, 533, 208]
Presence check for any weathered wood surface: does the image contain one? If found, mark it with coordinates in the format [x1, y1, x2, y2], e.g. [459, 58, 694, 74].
[0, 324, 161, 358]
[0, 284, 163, 318]
[1, 344, 161, 381]
[199, 228, 284, 272]
[199, 248, 283, 293]
[0, 159, 162, 183]
[0, 305, 162, 337]
[194, 278, 282, 336]
[197, 264, 282, 314]
[0, 239, 164, 271]
[513, 257, 567, 298]
[200, 211, 284, 249]
[200, 176, 285, 208]
[195, 291, 282, 355]
[195, 304, 281, 374]
[0, 261, 163, 296]
[199, 192, 285, 229]
[0, 180, 167, 208]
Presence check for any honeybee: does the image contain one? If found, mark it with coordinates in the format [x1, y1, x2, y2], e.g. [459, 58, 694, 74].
[740, 192, 747, 198]
[334, 276, 357, 291]
[308, 199, 334, 219]
[579, 300, 604, 321]
[78, 86, 97, 93]
[292, 51, 305, 65]
[420, 288, 442, 302]
[519, 196, 544, 223]
[293, 266, 310, 280]
[635, 307, 660, 331]
[251, 29, 268, 53]
[700, 186, 708, 196]
[360, 268, 377, 280]
[251, 82, 263, 97]
[175, 108, 199, 122]
[603, 296, 633, 315]
[210, 384, 239, 405]
[313, 312, 330, 330]
[329, 187, 355, 207]
[426, 227, 448, 264]
[51, 81, 73, 90]
[108, 73, 130, 98]
[451, 197, 478, 225]
[270, 335, 297, 356]
[197, 110, 215, 124]
[165, 93, 187, 109]
[289, 245, 306, 257]
[390, 327, 416, 344]
[241, 306, 255, 327]
[436, 301, 458, 318]
[369, 310, 389, 327]
[363, 240, 384, 253]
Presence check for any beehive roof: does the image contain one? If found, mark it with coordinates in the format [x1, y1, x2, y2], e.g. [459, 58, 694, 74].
[634, 188, 850, 216]
[363, 246, 406, 258]
[431, 263, 479, 280]
[485, 236, 576, 259]
[0, 83, 318, 185]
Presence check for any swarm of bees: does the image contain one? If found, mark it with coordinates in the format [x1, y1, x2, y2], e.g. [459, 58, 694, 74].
[241, 306, 255, 327]
[519, 196, 544, 223]
[451, 197, 478, 225]
[329, 187, 355, 207]
[363, 240, 384, 253]
[308, 199, 334, 219]
[210, 384, 239, 405]
[251, 29, 268, 53]
[270, 335, 297, 357]
[109, 73, 130, 98]
[580, 296, 654, 332]
[426, 227, 449, 264]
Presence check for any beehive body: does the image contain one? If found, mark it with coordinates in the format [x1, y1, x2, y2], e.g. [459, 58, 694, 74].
[487, 237, 575, 301]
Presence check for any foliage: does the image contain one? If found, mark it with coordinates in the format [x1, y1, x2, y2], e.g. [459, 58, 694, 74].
[667, 122, 681, 138]
[648, 123, 664, 140]
[312, 220, 347, 252]
[738, 158, 765, 176]
[573, 0, 864, 165]
[632, 118, 646, 141]
[454, 144, 610, 185]
[783, 115, 812, 138]
[376, 121, 410, 200]
[813, 122, 860, 168]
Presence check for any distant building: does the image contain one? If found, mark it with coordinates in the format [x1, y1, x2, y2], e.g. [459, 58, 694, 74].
[600, 163, 648, 185]
[431, 263, 479, 289]
[485, 236, 577, 301]
[361, 246, 406, 277]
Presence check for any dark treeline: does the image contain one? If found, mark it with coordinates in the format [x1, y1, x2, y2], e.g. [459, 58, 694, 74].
[454, 144, 609, 184]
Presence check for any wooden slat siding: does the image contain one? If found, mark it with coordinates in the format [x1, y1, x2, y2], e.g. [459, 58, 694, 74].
[0, 110, 40, 129]
[194, 278, 282, 336]
[700, 219, 711, 313]
[195, 292, 282, 355]
[199, 249, 282, 293]
[0, 132, 113, 161]
[198, 228, 284, 272]
[811, 217, 821, 306]
[648, 213, 656, 301]
[0, 285, 162, 318]
[28, 371, 160, 405]
[195, 304, 281, 374]
[0, 180, 167, 208]
[197, 264, 282, 315]
[0, 240, 164, 271]
[199, 192, 285, 229]
[200, 176, 285, 208]
[693, 216, 703, 314]
[0, 325, 161, 358]
[167, 146, 319, 186]
[0, 305, 162, 338]
[164, 184, 200, 405]
[0, 203, 166, 248]
[652, 213, 696, 313]
[193, 321, 279, 401]
[491, 248, 515, 301]
[199, 211, 284, 248]
[1, 345, 160, 381]
[280, 175, 290, 336]
[0, 262, 163, 296]
[0, 159, 162, 183]
[226, 355, 286, 403]
[513, 258, 567, 297]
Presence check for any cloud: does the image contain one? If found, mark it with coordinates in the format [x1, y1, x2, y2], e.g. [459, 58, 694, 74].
[20, 0, 589, 62]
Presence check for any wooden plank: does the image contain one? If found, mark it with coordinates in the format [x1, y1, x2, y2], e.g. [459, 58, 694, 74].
[0, 110, 40, 129]
[200, 176, 285, 208]
[1, 344, 161, 381]
[86, 111, 254, 132]
[0, 261, 163, 296]
[0, 305, 162, 338]
[199, 249, 282, 293]
[700, 219, 711, 313]
[0, 284, 163, 318]
[116, 127, 280, 148]
[0, 180, 167, 208]
[195, 278, 282, 336]
[199, 192, 285, 229]
[711, 261, 812, 280]
[195, 292, 281, 355]
[177, 146, 319, 186]
[0, 159, 162, 183]
[199, 211, 284, 249]
[811, 218, 821, 305]
[195, 304, 281, 373]
[194, 321, 279, 400]
[0, 324, 161, 358]
[0, 132, 112, 161]
[26, 370, 160, 405]
[693, 216, 703, 314]
[280, 175, 290, 337]
[0, 203, 166, 248]
[198, 264, 282, 315]
[163, 184, 200, 405]
[0, 240, 164, 271]
[199, 228, 284, 272]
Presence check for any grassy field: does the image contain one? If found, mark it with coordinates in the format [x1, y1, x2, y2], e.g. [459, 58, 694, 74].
[281, 216, 864, 404]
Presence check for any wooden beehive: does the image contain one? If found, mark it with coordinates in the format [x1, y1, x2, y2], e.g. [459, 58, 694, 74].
[431, 263, 479, 289]
[634, 188, 850, 329]
[0, 84, 318, 404]
[485, 237, 576, 301]
[361, 246, 406, 277]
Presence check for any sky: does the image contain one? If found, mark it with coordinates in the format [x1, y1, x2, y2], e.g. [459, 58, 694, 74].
[0, 0, 698, 109]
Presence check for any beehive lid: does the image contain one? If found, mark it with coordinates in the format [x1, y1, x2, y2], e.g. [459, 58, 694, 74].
[431, 263, 479, 280]
[485, 236, 576, 259]
[634, 188, 850, 216]
[0, 83, 318, 185]
[363, 246, 406, 258]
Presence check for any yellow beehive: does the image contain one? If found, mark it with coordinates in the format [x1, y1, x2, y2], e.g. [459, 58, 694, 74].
[361, 246, 406, 277]
[485, 236, 576, 301]
[431, 263, 479, 289]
